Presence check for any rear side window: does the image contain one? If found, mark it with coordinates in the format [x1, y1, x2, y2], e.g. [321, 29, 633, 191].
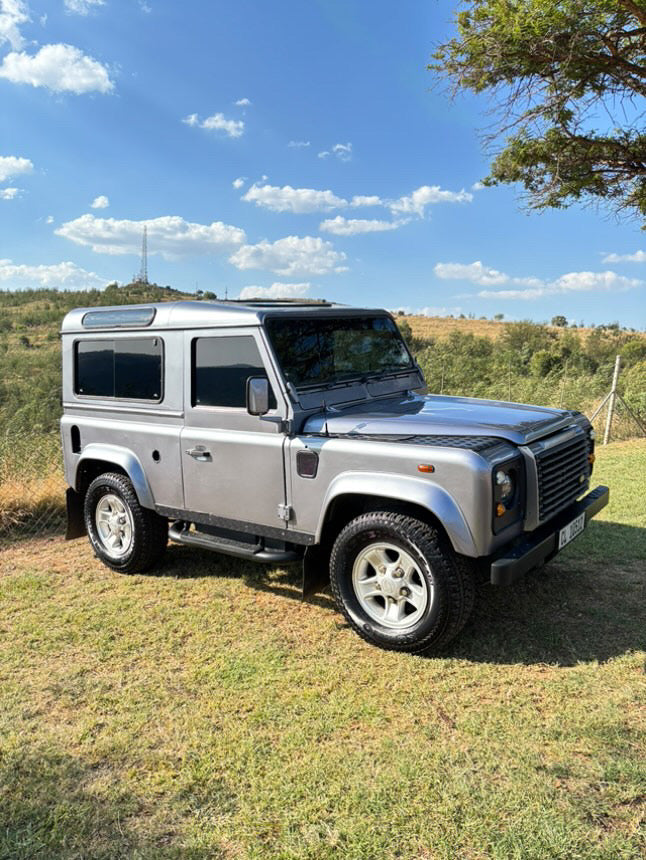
[75, 338, 163, 400]
[192, 335, 276, 409]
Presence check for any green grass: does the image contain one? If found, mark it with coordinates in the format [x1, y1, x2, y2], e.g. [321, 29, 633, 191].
[0, 442, 644, 859]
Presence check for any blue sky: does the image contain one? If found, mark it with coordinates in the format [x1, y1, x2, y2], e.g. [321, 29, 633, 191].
[1, 0, 644, 326]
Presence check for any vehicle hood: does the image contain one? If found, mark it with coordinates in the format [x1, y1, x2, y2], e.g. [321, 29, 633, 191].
[301, 393, 582, 446]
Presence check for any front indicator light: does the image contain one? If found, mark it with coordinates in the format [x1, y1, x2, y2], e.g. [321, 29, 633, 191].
[588, 453, 595, 465]
[496, 503, 506, 518]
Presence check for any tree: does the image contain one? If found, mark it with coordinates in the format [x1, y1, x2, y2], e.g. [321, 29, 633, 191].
[396, 317, 414, 347]
[431, 1, 646, 222]
[551, 315, 568, 327]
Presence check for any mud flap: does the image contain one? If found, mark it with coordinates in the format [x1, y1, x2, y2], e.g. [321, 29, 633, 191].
[65, 488, 86, 540]
[302, 544, 330, 599]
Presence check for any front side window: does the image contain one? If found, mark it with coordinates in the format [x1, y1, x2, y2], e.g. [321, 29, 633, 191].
[75, 338, 163, 400]
[265, 315, 413, 390]
[192, 335, 276, 409]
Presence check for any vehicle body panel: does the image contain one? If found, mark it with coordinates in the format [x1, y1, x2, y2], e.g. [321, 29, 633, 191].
[302, 393, 581, 446]
[60, 299, 598, 571]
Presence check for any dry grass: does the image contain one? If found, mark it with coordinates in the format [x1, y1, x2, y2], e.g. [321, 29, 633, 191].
[405, 315, 646, 342]
[407, 315, 510, 340]
[0, 435, 65, 542]
[0, 471, 65, 537]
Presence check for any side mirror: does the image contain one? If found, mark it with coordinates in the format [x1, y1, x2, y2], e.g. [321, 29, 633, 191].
[246, 376, 270, 415]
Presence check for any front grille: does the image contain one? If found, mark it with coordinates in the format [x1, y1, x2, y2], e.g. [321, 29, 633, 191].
[534, 431, 591, 521]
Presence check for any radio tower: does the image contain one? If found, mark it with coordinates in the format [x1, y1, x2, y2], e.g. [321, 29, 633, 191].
[136, 225, 149, 284]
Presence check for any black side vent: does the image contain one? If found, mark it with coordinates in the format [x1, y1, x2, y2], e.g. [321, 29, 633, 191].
[71, 425, 81, 454]
[297, 449, 319, 479]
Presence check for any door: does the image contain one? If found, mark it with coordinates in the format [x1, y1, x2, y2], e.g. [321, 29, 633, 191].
[180, 328, 287, 530]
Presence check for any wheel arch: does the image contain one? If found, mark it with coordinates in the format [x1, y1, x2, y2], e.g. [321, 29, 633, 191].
[73, 444, 155, 510]
[315, 472, 477, 557]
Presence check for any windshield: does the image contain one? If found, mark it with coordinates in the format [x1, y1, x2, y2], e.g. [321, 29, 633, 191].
[265, 315, 413, 390]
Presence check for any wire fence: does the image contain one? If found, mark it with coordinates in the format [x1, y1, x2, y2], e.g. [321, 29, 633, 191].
[0, 394, 643, 548]
[0, 431, 66, 547]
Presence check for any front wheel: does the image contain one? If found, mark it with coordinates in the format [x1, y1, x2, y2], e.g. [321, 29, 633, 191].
[84, 472, 168, 573]
[329, 511, 475, 654]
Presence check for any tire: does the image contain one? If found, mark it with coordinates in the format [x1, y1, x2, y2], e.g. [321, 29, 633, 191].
[84, 472, 168, 573]
[329, 511, 475, 654]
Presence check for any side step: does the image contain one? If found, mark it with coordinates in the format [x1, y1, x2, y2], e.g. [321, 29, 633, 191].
[168, 522, 301, 564]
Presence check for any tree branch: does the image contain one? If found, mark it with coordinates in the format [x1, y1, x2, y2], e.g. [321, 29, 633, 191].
[618, 0, 646, 28]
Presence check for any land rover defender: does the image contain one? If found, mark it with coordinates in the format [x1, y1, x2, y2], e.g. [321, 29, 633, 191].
[61, 300, 608, 653]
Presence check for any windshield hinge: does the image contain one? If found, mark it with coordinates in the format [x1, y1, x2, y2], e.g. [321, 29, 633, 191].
[277, 504, 292, 522]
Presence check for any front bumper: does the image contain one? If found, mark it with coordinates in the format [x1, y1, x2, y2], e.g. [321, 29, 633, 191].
[489, 485, 609, 585]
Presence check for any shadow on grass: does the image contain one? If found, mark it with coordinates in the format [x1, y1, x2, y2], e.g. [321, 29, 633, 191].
[160, 542, 337, 611]
[151, 521, 645, 668]
[445, 520, 646, 667]
[0, 747, 191, 860]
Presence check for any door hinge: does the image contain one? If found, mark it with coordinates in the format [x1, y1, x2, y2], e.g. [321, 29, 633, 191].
[277, 504, 292, 522]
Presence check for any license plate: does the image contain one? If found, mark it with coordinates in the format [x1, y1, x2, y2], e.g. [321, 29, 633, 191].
[558, 512, 586, 550]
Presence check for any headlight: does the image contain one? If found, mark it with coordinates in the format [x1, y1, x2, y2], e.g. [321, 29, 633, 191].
[495, 469, 515, 502]
[492, 458, 523, 534]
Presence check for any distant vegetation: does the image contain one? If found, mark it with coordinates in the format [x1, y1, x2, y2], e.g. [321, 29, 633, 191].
[397, 315, 646, 429]
[0, 283, 644, 438]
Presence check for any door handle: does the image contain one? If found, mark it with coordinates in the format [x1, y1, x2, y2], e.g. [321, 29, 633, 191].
[185, 445, 211, 461]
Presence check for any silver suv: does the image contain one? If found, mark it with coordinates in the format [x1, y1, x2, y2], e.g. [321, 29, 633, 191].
[61, 299, 608, 654]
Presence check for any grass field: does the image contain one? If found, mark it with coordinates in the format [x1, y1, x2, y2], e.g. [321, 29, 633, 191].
[1, 441, 644, 859]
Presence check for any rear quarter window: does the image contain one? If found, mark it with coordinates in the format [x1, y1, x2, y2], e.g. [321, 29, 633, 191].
[75, 337, 163, 401]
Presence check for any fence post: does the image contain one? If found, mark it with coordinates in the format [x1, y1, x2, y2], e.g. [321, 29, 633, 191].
[603, 355, 621, 446]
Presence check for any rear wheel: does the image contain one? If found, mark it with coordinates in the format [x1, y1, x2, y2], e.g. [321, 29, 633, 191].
[329, 511, 475, 654]
[84, 472, 168, 573]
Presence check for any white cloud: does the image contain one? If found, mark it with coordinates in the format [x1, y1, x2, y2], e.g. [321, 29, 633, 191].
[56, 213, 246, 259]
[238, 282, 311, 300]
[235, 97, 251, 107]
[0, 43, 114, 93]
[0, 154, 33, 181]
[318, 142, 352, 162]
[242, 182, 347, 213]
[436, 260, 646, 300]
[602, 250, 646, 264]
[232, 177, 246, 189]
[182, 111, 244, 138]
[391, 305, 463, 317]
[471, 181, 485, 191]
[64, 0, 105, 14]
[390, 185, 473, 217]
[319, 216, 401, 236]
[288, 140, 310, 148]
[0, 0, 28, 50]
[0, 257, 106, 289]
[230, 235, 347, 277]
[90, 194, 109, 209]
[435, 261, 512, 287]
[351, 195, 383, 207]
[0, 186, 21, 199]
[435, 260, 545, 291]
[45, 214, 54, 223]
[434, 261, 646, 300]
